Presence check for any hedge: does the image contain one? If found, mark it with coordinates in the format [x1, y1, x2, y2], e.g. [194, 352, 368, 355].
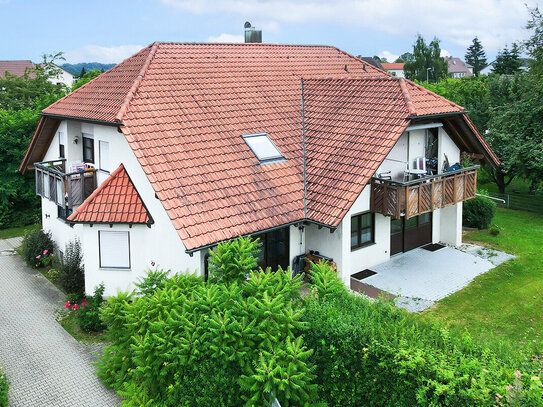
[0, 366, 8, 407]
[302, 289, 543, 406]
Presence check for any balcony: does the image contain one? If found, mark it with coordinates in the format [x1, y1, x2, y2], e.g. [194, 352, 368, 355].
[370, 166, 478, 219]
[35, 159, 97, 214]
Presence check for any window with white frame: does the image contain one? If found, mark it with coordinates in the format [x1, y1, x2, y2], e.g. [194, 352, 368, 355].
[99, 140, 110, 172]
[242, 133, 284, 163]
[99, 231, 130, 269]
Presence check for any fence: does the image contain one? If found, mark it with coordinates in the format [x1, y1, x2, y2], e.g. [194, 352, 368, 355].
[482, 191, 543, 214]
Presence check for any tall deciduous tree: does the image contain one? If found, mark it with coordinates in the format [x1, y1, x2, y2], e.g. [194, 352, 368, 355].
[492, 44, 522, 74]
[465, 37, 487, 76]
[404, 34, 448, 82]
[373, 55, 388, 63]
[525, 6, 543, 77]
[395, 52, 414, 63]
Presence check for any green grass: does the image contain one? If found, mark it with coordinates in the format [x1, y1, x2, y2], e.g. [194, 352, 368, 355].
[58, 311, 106, 345]
[423, 208, 543, 362]
[0, 223, 40, 239]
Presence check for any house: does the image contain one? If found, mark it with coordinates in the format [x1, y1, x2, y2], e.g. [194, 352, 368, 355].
[357, 57, 384, 70]
[444, 57, 473, 78]
[19, 43, 499, 296]
[0, 60, 75, 87]
[381, 62, 405, 77]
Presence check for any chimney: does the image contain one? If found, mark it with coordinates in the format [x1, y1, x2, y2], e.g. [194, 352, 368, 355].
[244, 22, 262, 43]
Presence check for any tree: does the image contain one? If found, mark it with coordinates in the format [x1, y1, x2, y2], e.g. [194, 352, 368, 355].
[79, 66, 86, 78]
[373, 55, 388, 63]
[493, 44, 522, 74]
[395, 52, 414, 63]
[72, 69, 101, 90]
[525, 6, 543, 76]
[465, 36, 487, 76]
[0, 53, 68, 228]
[404, 34, 448, 82]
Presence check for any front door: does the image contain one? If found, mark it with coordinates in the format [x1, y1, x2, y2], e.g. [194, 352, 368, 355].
[256, 228, 290, 271]
[390, 213, 432, 255]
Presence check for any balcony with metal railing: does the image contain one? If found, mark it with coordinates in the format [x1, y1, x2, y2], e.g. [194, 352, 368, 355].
[34, 159, 97, 218]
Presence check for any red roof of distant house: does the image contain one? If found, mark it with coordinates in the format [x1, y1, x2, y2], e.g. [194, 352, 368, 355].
[0, 60, 34, 78]
[22, 42, 497, 251]
[68, 164, 151, 224]
[381, 62, 405, 70]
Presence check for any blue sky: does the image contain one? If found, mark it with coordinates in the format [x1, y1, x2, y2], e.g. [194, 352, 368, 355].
[0, 0, 538, 64]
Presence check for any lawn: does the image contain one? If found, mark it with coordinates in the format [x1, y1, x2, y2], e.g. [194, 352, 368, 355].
[0, 223, 40, 239]
[423, 208, 543, 362]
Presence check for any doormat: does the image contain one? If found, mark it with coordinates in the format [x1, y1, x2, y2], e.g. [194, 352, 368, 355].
[422, 243, 446, 252]
[351, 269, 377, 280]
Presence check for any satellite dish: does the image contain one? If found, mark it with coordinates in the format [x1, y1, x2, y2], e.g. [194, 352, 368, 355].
[244, 21, 252, 29]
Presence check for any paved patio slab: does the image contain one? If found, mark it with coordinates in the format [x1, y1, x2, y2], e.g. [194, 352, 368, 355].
[0, 238, 120, 406]
[356, 245, 513, 312]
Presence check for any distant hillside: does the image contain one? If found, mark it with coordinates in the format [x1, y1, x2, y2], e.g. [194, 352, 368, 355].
[61, 62, 116, 75]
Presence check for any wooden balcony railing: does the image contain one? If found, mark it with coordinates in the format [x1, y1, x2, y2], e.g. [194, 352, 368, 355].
[35, 159, 97, 211]
[370, 166, 478, 219]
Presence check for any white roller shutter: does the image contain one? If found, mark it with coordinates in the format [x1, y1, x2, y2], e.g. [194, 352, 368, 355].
[99, 231, 130, 268]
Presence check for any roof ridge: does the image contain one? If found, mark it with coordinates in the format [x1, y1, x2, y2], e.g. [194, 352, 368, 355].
[333, 46, 393, 77]
[115, 42, 160, 122]
[67, 164, 126, 222]
[399, 78, 417, 116]
[42, 44, 155, 117]
[302, 76, 397, 82]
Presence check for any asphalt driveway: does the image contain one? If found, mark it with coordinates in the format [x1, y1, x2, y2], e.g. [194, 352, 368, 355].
[0, 237, 120, 406]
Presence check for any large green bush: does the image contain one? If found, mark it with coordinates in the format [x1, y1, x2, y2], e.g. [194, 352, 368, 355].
[21, 229, 54, 268]
[0, 366, 8, 407]
[302, 283, 543, 406]
[463, 196, 497, 229]
[59, 239, 85, 297]
[97, 267, 318, 406]
[75, 283, 106, 332]
[208, 236, 260, 283]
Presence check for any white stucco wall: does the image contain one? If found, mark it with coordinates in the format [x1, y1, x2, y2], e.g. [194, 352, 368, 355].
[39, 120, 201, 296]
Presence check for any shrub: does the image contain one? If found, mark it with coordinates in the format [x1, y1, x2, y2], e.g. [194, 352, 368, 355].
[463, 196, 497, 229]
[58, 239, 85, 297]
[302, 288, 543, 406]
[75, 283, 106, 332]
[21, 229, 54, 268]
[97, 268, 318, 406]
[0, 366, 7, 407]
[134, 268, 170, 297]
[208, 236, 260, 283]
[490, 224, 502, 236]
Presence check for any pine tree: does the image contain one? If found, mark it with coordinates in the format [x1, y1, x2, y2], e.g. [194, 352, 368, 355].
[493, 44, 522, 74]
[79, 66, 86, 78]
[465, 36, 487, 76]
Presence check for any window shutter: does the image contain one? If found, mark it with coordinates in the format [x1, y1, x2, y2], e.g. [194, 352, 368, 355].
[99, 231, 130, 268]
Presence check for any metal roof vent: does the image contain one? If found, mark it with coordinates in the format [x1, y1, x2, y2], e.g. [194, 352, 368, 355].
[244, 22, 262, 43]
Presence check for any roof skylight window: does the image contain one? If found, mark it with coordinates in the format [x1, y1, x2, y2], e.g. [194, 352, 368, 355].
[242, 133, 285, 163]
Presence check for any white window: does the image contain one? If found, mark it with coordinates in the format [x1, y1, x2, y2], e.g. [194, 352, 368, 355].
[99, 141, 110, 172]
[242, 133, 284, 163]
[99, 231, 130, 269]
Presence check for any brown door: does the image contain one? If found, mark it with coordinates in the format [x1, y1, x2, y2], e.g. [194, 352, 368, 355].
[390, 213, 432, 254]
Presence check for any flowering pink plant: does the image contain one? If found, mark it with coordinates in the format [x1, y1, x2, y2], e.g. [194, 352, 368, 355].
[64, 301, 71, 308]
[72, 304, 79, 311]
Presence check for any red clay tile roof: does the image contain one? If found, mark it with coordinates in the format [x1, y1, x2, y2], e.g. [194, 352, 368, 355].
[68, 164, 151, 224]
[381, 62, 405, 70]
[0, 60, 34, 78]
[42, 45, 155, 122]
[24, 42, 497, 251]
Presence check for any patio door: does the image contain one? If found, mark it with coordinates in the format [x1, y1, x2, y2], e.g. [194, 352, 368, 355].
[390, 213, 432, 255]
[255, 228, 290, 271]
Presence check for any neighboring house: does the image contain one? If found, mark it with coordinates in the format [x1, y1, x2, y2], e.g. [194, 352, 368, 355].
[0, 60, 75, 87]
[20, 43, 499, 296]
[357, 57, 384, 70]
[381, 62, 405, 77]
[444, 57, 473, 78]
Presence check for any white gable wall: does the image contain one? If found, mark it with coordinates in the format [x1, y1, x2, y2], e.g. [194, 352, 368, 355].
[40, 120, 201, 296]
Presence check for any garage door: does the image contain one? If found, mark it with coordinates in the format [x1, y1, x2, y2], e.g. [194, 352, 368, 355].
[390, 212, 432, 255]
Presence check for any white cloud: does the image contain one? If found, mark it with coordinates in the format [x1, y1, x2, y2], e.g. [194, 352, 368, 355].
[64, 44, 144, 63]
[378, 50, 399, 62]
[440, 49, 451, 58]
[161, 0, 535, 52]
[207, 33, 244, 43]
